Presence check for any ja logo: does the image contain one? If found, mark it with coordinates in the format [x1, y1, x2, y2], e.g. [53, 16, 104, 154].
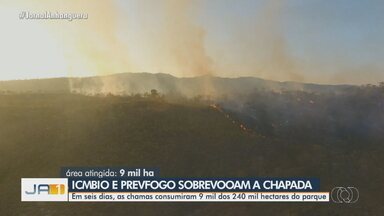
[331, 187, 359, 203]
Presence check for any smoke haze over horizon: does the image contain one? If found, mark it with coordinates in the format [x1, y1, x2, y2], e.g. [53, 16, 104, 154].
[0, 0, 383, 84]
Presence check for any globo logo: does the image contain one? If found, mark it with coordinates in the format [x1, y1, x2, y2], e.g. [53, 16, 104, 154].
[331, 187, 359, 203]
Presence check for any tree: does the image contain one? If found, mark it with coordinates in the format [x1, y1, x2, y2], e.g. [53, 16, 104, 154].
[150, 89, 159, 97]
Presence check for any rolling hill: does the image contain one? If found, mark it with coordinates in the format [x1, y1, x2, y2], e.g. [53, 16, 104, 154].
[0, 72, 356, 96]
[0, 93, 382, 215]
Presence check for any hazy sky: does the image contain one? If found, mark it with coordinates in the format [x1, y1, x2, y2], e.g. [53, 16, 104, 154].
[0, 0, 383, 84]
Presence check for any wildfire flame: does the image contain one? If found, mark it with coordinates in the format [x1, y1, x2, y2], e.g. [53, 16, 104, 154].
[210, 104, 251, 133]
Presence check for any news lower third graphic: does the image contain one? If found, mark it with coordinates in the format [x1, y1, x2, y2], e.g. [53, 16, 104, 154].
[21, 167, 358, 203]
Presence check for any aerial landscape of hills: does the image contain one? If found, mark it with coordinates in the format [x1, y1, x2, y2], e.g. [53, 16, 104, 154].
[2, 0, 384, 214]
[0, 73, 383, 215]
